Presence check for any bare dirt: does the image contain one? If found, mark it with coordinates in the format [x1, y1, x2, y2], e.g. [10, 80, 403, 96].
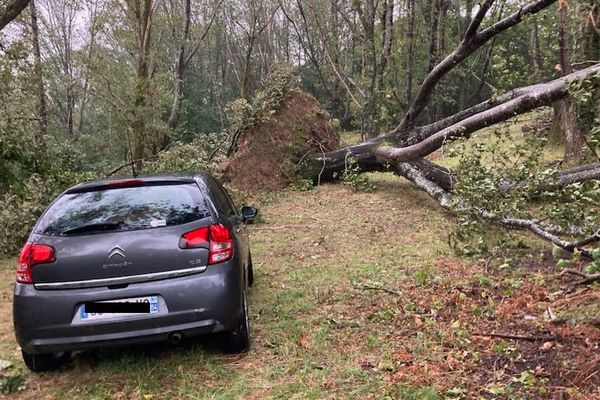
[222, 90, 338, 192]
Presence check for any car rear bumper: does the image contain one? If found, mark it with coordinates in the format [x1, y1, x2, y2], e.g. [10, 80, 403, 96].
[13, 261, 242, 354]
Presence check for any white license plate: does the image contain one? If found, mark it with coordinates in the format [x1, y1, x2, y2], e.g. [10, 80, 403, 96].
[80, 296, 159, 321]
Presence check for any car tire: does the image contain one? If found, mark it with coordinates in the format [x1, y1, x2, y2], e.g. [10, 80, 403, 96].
[222, 290, 250, 353]
[21, 350, 70, 372]
[248, 254, 254, 287]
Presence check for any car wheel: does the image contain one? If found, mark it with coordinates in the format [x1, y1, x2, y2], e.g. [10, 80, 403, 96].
[21, 350, 70, 372]
[222, 290, 250, 353]
[248, 254, 254, 287]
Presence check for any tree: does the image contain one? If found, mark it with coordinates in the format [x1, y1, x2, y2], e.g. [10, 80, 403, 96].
[42, 0, 78, 138]
[125, 0, 156, 168]
[165, 0, 223, 136]
[556, 0, 585, 163]
[29, 0, 46, 154]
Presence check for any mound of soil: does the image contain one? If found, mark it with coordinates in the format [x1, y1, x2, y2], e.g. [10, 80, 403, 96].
[222, 90, 338, 192]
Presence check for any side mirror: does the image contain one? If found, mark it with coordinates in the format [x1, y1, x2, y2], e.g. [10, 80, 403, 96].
[241, 206, 258, 224]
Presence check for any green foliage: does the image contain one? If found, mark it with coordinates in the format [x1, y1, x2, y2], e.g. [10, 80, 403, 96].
[392, 386, 440, 400]
[0, 374, 26, 394]
[0, 169, 95, 256]
[142, 134, 225, 177]
[569, 70, 600, 160]
[0, 40, 40, 192]
[291, 176, 314, 192]
[0, 360, 25, 394]
[227, 65, 297, 136]
[449, 124, 600, 255]
[341, 156, 376, 193]
[252, 65, 296, 118]
[583, 248, 600, 274]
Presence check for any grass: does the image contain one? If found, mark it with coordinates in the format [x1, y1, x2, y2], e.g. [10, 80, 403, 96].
[0, 119, 599, 398]
[0, 175, 455, 399]
[2, 174, 599, 399]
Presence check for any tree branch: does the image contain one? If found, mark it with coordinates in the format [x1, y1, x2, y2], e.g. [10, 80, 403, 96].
[183, 0, 226, 67]
[305, 0, 364, 108]
[0, 0, 30, 31]
[377, 64, 600, 163]
[475, 0, 558, 46]
[391, 161, 598, 258]
[464, 0, 495, 40]
[396, 0, 557, 132]
[560, 269, 600, 286]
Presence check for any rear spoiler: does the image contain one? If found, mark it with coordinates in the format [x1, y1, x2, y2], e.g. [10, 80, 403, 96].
[66, 178, 197, 194]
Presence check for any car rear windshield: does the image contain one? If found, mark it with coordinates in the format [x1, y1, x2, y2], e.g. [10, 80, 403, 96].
[35, 183, 211, 236]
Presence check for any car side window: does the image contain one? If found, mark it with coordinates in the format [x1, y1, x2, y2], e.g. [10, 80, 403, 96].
[221, 185, 239, 216]
[209, 179, 236, 217]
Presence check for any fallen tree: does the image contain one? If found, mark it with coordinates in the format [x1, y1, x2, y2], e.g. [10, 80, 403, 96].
[302, 64, 600, 188]
[287, 0, 600, 260]
[298, 63, 600, 258]
[394, 161, 600, 259]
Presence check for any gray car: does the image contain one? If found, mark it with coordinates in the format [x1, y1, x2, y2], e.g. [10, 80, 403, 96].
[13, 173, 257, 372]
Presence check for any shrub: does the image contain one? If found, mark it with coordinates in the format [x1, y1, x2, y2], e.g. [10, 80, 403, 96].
[142, 134, 225, 177]
[0, 171, 94, 256]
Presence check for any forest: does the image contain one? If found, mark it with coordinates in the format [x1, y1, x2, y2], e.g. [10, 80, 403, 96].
[0, 0, 600, 398]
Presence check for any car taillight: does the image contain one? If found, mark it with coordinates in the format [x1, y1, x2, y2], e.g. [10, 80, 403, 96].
[207, 224, 234, 264]
[180, 224, 233, 265]
[16, 243, 55, 284]
[180, 226, 210, 248]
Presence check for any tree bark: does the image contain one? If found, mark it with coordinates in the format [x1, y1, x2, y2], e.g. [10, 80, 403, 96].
[530, 21, 542, 81]
[77, 0, 102, 137]
[0, 0, 30, 31]
[29, 0, 46, 155]
[404, 0, 415, 106]
[378, 0, 394, 89]
[279, 0, 333, 99]
[166, 0, 191, 134]
[393, 161, 598, 258]
[557, 0, 585, 163]
[126, 0, 155, 169]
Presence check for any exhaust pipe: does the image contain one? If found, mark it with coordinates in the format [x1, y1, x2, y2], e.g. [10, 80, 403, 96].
[168, 332, 183, 345]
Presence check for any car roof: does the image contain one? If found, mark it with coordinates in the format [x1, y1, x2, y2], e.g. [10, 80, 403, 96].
[65, 172, 213, 194]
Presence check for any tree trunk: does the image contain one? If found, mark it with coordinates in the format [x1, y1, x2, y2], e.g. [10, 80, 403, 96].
[378, 0, 393, 90]
[379, 65, 599, 163]
[302, 64, 600, 180]
[404, 0, 415, 106]
[557, 1, 585, 163]
[530, 21, 542, 81]
[166, 0, 191, 135]
[127, 0, 155, 170]
[77, 1, 102, 137]
[240, 33, 255, 99]
[356, 0, 378, 138]
[29, 0, 46, 155]
[583, 0, 600, 60]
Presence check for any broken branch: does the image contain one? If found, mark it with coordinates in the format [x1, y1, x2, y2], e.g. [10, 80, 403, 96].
[472, 332, 555, 342]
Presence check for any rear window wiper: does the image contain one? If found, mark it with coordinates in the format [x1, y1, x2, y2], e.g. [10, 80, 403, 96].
[62, 222, 127, 235]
